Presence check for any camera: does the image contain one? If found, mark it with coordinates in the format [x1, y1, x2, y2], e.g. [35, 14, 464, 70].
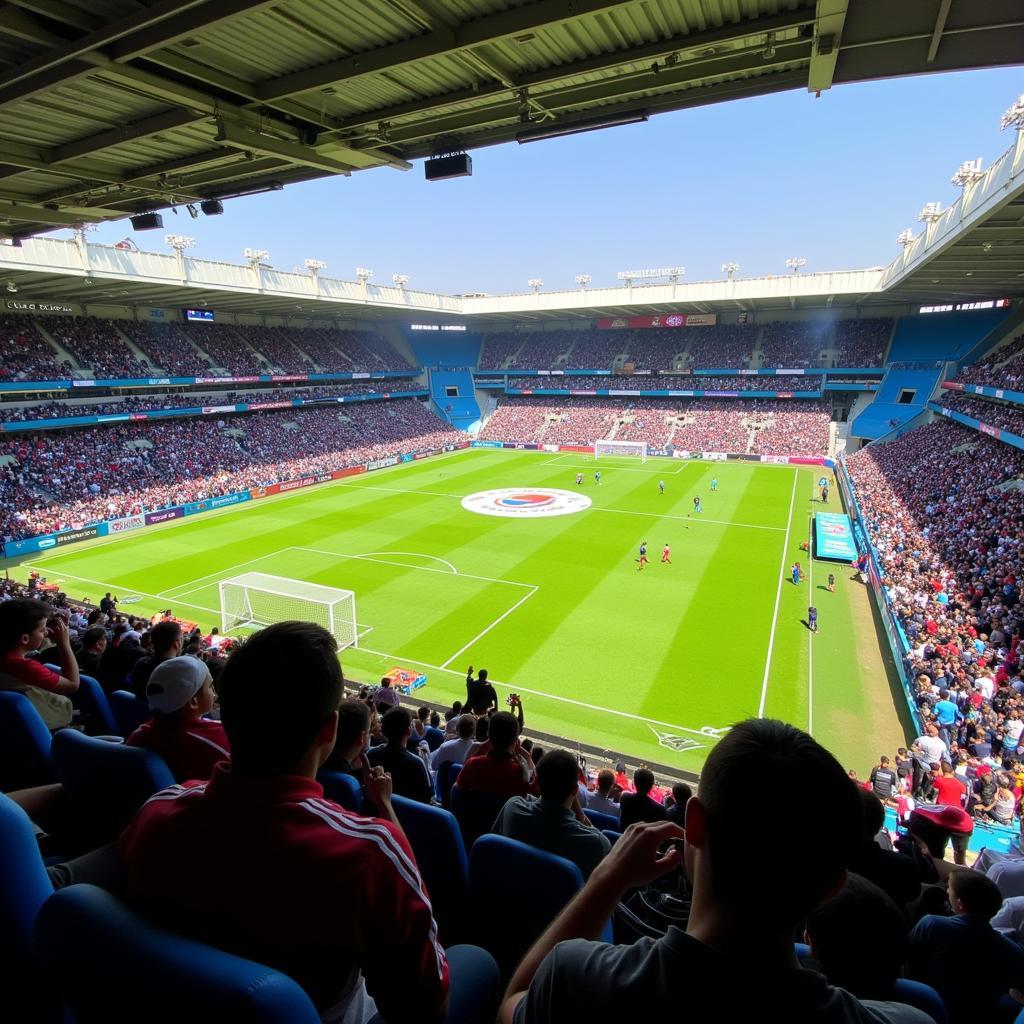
[506, 692, 520, 707]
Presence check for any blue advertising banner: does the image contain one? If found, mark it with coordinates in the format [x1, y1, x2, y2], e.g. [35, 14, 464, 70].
[471, 440, 504, 449]
[814, 512, 858, 561]
[183, 491, 251, 516]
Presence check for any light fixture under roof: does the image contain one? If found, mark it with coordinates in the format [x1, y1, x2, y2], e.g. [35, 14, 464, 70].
[516, 110, 648, 144]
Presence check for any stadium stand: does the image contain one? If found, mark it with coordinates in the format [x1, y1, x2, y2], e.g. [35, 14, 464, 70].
[0, 313, 66, 380]
[953, 332, 1024, 390]
[505, 374, 821, 392]
[939, 393, 1024, 437]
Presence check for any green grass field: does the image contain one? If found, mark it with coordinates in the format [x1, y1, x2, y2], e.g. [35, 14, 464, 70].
[9, 448, 910, 774]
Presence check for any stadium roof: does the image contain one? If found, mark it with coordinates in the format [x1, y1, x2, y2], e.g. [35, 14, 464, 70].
[0, 0, 1021, 240]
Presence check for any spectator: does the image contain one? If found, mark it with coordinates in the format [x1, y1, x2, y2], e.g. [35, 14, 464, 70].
[96, 625, 145, 693]
[932, 761, 967, 809]
[456, 712, 538, 800]
[499, 719, 922, 1023]
[846, 789, 921, 910]
[125, 655, 229, 782]
[585, 769, 622, 817]
[465, 664, 497, 715]
[907, 870, 1024, 1023]
[321, 698, 372, 776]
[368, 707, 434, 804]
[372, 675, 400, 712]
[493, 749, 610, 880]
[129, 620, 182, 699]
[910, 725, 947, 798]
[0, 598, 80, 715]
[869, 755, 898, 803]
[618, 768, 667, 831]
[665, 782, 692, 828]
[120, 620, 470, 1022]
[431, 714, 477, 772]
[75, 624, 108, 678]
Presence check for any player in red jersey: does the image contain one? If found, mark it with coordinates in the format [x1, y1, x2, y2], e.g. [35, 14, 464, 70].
[661, 544, 672, 564]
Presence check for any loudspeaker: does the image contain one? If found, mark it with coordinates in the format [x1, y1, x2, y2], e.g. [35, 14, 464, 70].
[200, 200, 224, 216]
[425, 153, 472, 181]
[130, 213, 163, 231]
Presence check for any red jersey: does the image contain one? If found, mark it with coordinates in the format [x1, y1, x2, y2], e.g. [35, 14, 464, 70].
[456, 753, 539, 799]
[119, 766, 448, 1016]
[125, 715, 231, 783]
[0, 653, 60, 691]
[933, 775, 966, 808]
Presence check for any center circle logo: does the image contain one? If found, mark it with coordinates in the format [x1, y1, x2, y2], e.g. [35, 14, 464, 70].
[461, 488, 592, 519]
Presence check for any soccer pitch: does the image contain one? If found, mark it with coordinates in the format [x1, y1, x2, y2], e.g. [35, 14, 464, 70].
[11, 448, 909, 773]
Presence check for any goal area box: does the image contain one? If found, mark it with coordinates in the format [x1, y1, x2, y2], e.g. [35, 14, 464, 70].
[219, 572, 357, 651]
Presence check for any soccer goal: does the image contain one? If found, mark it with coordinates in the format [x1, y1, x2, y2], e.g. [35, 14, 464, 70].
[219, 572, 358, 651]
[594, 439, 648, 463]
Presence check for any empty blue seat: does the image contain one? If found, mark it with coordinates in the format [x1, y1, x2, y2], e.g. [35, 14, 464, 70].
[583, 807, 619, 832]
[892, 979, 948, 1024]
[108, 689, 152, 738]
[422, 725, 444, 751]
[0, 793, 58, 1023]
[46, 664, 118, 736]
[34, 884, 321, 1023]
[468, 834, 611, 978]
[392, 794, 469, 944]
[316, 769, 363, 813]
[51, 729, 174, 842]
[449, 784, 509, 851]
[435, 760, 462, 808]
[0, 689, 56, 791]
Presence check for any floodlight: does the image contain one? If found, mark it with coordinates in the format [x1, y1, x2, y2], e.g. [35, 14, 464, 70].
[244, 248, 269, 263]
[896, 229, 914, 248]
[575, 274, 591, 289]
[356, 267, 374, 283]
[392, 274, 410, 287]
[721, 262, 739, 278]
[528, 278, 543, 292]
[917, 203, 943, 224]
[950, 159, 984, 188]
[516, 110, 648, 144]
[165, 234, 195, 251]
[304, 259, 326, 273]
[1000, 95, 1024, 131]
[785, 257, 806, 274]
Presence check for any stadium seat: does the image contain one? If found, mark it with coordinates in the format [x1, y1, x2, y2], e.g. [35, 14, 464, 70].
[422, 724, 444, 751]
[50, 730, 174, 842]
[435, 760, 462, 808]
[583, 807, 619, 832]
[0, 689, 56, 791]
[34, 884, 321, 1023]
[316, 769, 363, 813]
[468, 834, 612, 978]
[46, 666, 118, 736]
[108, 689, 152, 737]
[0, 793, 58, 1023]
[391, 794, 469, 944]
[449, 784, 509, 851]
[602, 829, 622, 846]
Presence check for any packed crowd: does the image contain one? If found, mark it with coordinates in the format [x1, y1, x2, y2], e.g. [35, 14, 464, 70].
[0, 380, 426, 424]
[0, 314, 414, 381]
[481, 396, 832, 455]
[939, 394, 1024, 438]
[757, 320, 831, 367]
[504, 374, 822, 392]
[0, 400, 459, 540]
[955, 333, 1024, 391]
[830, 318, 892, 367]
[675, 325, 756, 368]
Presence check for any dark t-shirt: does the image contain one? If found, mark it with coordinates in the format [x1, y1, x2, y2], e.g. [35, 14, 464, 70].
[846, 847, 921, 909]
[869, 766, 897, 800]
[465, 676, 497, 714]
[513, 928, 932, 1023]
[130, 653, 169, 700]
[618, 792, 667, 831]
[367, 743, 433, 804]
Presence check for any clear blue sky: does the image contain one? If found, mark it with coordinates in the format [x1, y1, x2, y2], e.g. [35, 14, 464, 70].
[74, 67, 1022, 295]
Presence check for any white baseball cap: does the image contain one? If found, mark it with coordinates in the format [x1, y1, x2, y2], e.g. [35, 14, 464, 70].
[145, 656, 212, 714]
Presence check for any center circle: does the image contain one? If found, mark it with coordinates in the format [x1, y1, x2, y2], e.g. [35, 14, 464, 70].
[461, 487, 592, 519]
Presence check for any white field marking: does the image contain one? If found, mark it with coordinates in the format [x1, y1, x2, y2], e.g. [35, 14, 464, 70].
[158, 549, 296, 599]
[594, 504, 786, 533]
[22, 448, 481, 567]
[22, 565, 220, 617]
[356, 643, 728, 740]
[289, 546, 534, 589]
[757, 469, 799, 718]
[361, 551, 458, 574]
[807, 513, 815, 735]
[438, 586, 538, 669]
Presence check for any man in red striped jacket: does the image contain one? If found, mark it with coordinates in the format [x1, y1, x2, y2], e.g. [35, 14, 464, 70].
[120, 621, 475, 1022]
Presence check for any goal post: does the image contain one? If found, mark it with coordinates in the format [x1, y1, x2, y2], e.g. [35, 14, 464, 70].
[219, 572, 358, 652]
[594, 439, 648, 463]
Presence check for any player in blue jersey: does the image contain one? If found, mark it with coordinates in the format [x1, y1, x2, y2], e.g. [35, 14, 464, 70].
[710, 477, 718, 491]
[693, 496, 702, 514]
[808, 606, 818, 633]
[637, 541, 648, 571]
[594, 470, 601, 485]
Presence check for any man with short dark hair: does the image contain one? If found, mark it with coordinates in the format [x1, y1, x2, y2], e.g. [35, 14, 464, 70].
[372, 675, 400, 712]
[846, 789, 920, 910]
[493, 749, 611, 879]
[869, 756, 898, 803]
[322, 698, 372, 775]
[585, 770, 621, 818]
[129, 619, 182, 699]
[617, 768, 667, 831]
[465, 664, 497, 716]
[120, 621, 495, 1022]
[75, 625, 108, 678]
[0, 597, 79, 696]
[666, 783, 692, 829]
[368, 707, 434, 803]
[431, 714, 477, 772]
[456, 712, 537, 799]
[500, 719, 930, 1024]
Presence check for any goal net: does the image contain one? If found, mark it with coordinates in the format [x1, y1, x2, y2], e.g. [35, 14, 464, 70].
[594, 439, 647, 463]
[219, 572, 357, 652]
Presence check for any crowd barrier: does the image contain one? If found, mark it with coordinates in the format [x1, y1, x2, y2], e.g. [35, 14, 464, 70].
[2, 441, 472, 558]
[929, 402, 1024, 453]
[473, 367, 884, 378]
[503, 387, 824, 399]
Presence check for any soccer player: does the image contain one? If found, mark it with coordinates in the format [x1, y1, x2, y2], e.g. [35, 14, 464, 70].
[575, 472, 584, 486]
[808, 606, 818, 633]
[710, 477, 718, 492]
[594, 470, 601, 485]
[661, 543, 671, 564]
[693, 496, 702, 514]
[821, 484, 829, 503]
[827, 573, 836, 593]
[658, 480, 665, 495]
[791, 562, 802, 586]
[637, 541, 648, 571]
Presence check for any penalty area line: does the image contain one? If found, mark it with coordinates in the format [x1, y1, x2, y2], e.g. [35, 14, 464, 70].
[438, 586, 539, 669]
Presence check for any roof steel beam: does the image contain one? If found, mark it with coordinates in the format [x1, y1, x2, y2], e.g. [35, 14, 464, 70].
[807, 0, 847, 93]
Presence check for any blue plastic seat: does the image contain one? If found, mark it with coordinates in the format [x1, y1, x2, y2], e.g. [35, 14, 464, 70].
[602, 829, 622, 845]
[892, 978, 948, 1024]
[468, 834, 612, 978]
[46, 664, 118, 736]
[583, 807, 619, 832]
[108, 689, 152, 738]
[449, 784, 509, 851]
[0, 689, 56, 791]
[34, 884, 321, 1023]
[435, 760, 462, 808]
[51, 729, 174, 841]
[422, 725, 444, 751]
[316, 769, 363, 813]
[0, 793, 58, 1023]
[392, 794, 469, 944]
